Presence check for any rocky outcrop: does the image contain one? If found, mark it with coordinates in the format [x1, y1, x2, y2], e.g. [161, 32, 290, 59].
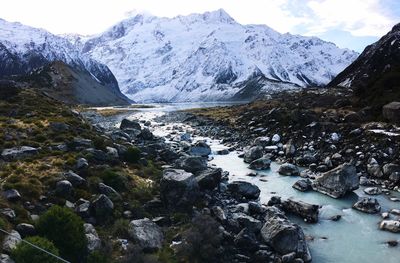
[128, 218, 164, 251]
[282, 199, 319, 223]
[261, 207, 311, 262]
[312, 164, 359, 198]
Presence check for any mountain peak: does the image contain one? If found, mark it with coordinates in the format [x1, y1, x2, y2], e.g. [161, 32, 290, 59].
[204, 8, 235, 22]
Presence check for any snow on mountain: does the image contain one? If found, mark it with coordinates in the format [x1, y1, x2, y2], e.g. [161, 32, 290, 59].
[78, 9, 359, 102]
[0, 18, 120, 93]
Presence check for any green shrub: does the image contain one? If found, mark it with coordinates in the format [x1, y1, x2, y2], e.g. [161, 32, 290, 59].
[112, 218, 130, 239]
[87, 251, 110, 263]
[124, 147, 141, 164]
[12, 236, 59, 263]
[36, 206, 87, 263]
[100, 169, 128, 192]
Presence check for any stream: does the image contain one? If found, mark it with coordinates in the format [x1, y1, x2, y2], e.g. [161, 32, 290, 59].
[99, 103, 400, 263]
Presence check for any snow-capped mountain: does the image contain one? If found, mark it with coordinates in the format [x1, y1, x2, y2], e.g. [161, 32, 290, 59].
[0, 18, 121, 95]
[78, 9, 358, 102]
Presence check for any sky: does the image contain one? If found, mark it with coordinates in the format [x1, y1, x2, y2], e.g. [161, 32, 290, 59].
[0, 0, 399, 52]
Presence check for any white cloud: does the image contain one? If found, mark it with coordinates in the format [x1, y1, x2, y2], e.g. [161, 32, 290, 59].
[305, 0, 397, 36]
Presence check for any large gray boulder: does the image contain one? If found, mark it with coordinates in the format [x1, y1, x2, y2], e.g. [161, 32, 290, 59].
[0, 254, 14, 263]
[98, 183, 121, 200]
[380, 220, 400, 233]
[128, 218, 164, 251]
[195, 168, 222, 190]
[312, 164, 359, 198]
[352, 197, 381, 214]
[120, 119, 141, 130]
[278, 163, 300, 176]
[63, 170, 86, 187]
[1, 146, 38, 161]
[3, 189, 21, 202]
[261, 207, 311, 262]
[84, 223, 101, 252]
[2, 230, 21, 253]
[189, 141, 211, 157]
[248, 156, 271, 170]
[227, 181, 260, 200]
[55, 180, 73, 198]
[282, 199, 319, 223]
[90, 194, 114, 221]
[160, 169, 199, 209]
[383, 102, 400, 123]
[244, 146, 263, 163]
[175, 156, 207, 173]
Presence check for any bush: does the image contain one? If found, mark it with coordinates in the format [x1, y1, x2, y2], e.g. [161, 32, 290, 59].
[87, 251, 110, 263]
[124, 147, 141, 163]
[112, 218, 130, 239]
[12, 236, 59, 263]
[36, 206, 87, 263]
[100, 169, 128, 192]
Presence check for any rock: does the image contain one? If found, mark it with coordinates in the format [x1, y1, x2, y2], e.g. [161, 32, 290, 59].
[1, 146, 38, 161]
[312, 164, 359, 198]
[352, 198, 381, 214]
[180, 133, 191, 142]
[216, 149, 230, 155]
[189, 141, 211, 157]
[2, 230, 21, 253]
[267, 196, 282, 206]
[75, 199, 91, 218]
[253, 136, 270, 147]
[3, 189, 21, 202]
[0, 254, 14, 263]
[120, 119, 141, 130]
[175, 156, 207, 173]
[49, 122, 69, 132]
[98, 183, 121, 200]
[282, 199, 319, 223]
[279, 163, 300, 176]
[160, 169, 199, 209]
[296, 154, 317, 166]
[367, 158, 383, 178]
[383, 163, 400, 178]
[271, 134, 281, 144]
[0, 208, 16, 220]
[330, 215, 342, 221]
[128, 218, 163, 251]
[292, 179, 312, 192]
[234, 228, 259, 252]
[389, 172, 400, 183]
[363, 187, 382, 195]
[227, 181, 260, 200]
[248, 201, 264, 215]
[139, 128, 153, 140]
[330, 133, 340, 142]
[55, 180, 73, 197]
[76, 158, 89, 170]
[212, 206, 226, 221]
[233, 213, 263, 232]
[390, 209, 400, 216]
[84, 223, 101, 252]
[244, 146, 264, 163]
[106, 146, 119, 159]
[63, 170, 86, 187]
[284, 140, 296, 156]
[380, 220, 400, 233]
[195, 168, 222, 190]
[382, 102, 400, 123]
[249, 156, 271, 170]
[387, 240, 398, 247]
[15, 223, 35, 238]
[381, 212, 390, 219]
[261, 208, 311, 262]
[90, 194, 114, 221]
[72, 137, 93, 149]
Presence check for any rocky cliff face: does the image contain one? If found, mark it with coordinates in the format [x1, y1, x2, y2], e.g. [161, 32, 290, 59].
[76, 9, 358, 102]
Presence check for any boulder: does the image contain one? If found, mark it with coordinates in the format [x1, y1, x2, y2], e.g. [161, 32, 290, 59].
[248, 156, 271, 170]
[2, 230, 21, 253]
[76, 158, 89, 170]
[160, 169, 199, 209]
[175, 156, 207, 173]
[0, 254, 14, 263]
[352, 198, 381, 214]
[227, 181, 260, 200]
[63, 170, 86, 187]
[234, 228, 259, 252]
[49, 122, 70, 132]
[98, 183, 121, 200]
[382, 102, 400, 123]
[383, 163, 400, 178]
[3, 189, 21, 202]
[233, 213, 263, 232]
[90, 194, 114, 221]
[139, 128, 153, 140]
[55, 180, 73, 198]
[261, 208, 311, 262]
[292, 179, 312, 192]
[75, 199, 91, 218]
[15, 223, 35, 238]
[312, 164, 359, 198]
[367, 158, 383, 178]
[253, 136, 270, 147]
[195, 168, 222, 190]
[380, 220, 400, 233]
[282, 199, 319, 223]
[278, 163, 300, 176]
[363, 187, 382, 195]
[128, 218, 164, 251]
[212, 206, 226, 222]
[72, 137, 93, 149]
[120, 119, 141, 130]
[189, 141, 211, 157]
[84, 223, 101, 252]
[271, 134, 281, 144]
[1, 146, 38, 161]
[244, 146, 264, 163]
